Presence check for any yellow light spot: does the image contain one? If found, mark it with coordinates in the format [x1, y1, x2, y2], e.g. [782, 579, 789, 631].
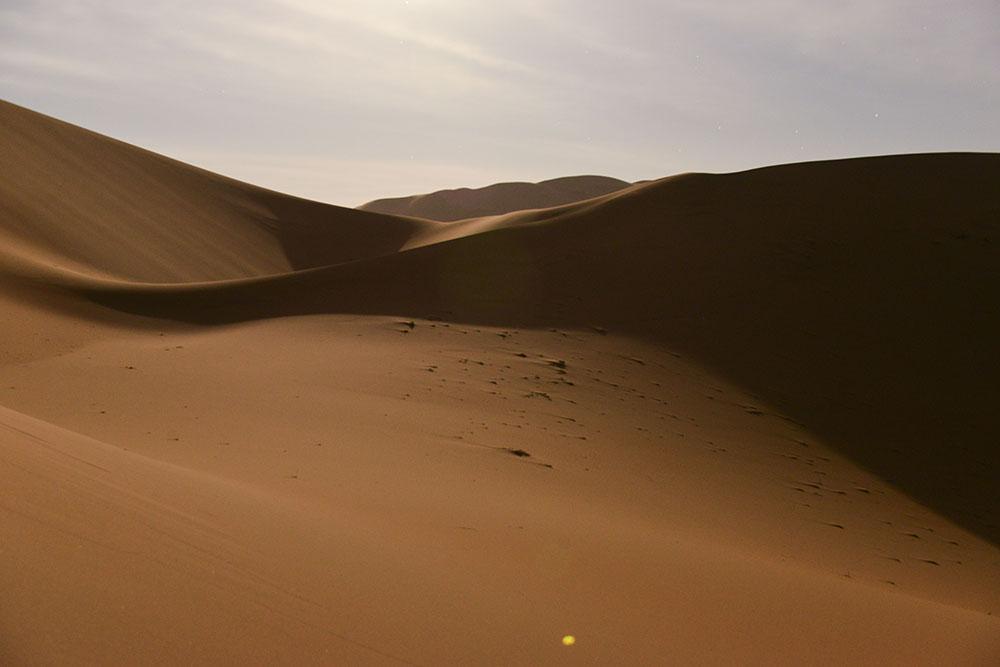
[562, 635, 576, 646]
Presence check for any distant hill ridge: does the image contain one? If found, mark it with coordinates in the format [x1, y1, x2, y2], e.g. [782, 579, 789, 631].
[358, 175, 631, 220]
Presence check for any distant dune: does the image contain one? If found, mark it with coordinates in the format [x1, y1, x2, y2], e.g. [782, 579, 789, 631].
[2, 99, 999, 665]
[358, 175, 631, 220]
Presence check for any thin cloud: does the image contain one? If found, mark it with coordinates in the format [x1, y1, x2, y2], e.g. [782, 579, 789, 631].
[0, 50, 112, 81]
[276, 0, 537, 75]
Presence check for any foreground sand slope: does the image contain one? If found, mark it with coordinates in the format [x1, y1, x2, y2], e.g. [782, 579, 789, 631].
[358, 175, 630, 221]
[1, 100, 999, 664]
[4, 324, 1000, 665]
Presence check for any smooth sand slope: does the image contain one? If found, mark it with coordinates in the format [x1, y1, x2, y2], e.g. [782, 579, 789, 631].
[1, 99, 999, 665]
[358, 175, 630, 220]
[0, 100, 434, 283]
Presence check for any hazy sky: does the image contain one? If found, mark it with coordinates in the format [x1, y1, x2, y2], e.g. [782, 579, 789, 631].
[2, 1, 998, 205]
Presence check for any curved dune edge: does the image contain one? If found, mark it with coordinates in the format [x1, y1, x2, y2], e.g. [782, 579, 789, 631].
[0, 177, 636, 294]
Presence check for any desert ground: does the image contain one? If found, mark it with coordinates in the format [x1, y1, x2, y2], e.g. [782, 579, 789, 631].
[1, 99, 999, 665]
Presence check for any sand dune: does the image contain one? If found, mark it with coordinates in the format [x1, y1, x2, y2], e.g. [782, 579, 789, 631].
[358, 175, 630, 221]
[2, 99, 999, 665]
[0, 100, 433, 283]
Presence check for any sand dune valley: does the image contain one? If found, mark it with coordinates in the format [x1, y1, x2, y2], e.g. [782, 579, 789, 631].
[1, 97, 999, 666]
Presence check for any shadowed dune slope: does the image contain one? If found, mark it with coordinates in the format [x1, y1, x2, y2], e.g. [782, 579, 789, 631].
[0, 99, 434, 283]
[358, 175, 630, 221]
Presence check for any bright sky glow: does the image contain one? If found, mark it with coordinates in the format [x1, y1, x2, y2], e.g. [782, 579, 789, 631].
[2, 1, 997, 205]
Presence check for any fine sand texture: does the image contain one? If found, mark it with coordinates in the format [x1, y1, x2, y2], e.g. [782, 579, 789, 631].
[358, 175, 630, 220]
[2, 99, 999, 665]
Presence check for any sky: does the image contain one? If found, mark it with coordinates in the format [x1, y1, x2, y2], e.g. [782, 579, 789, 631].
[2, 0, 998, 206]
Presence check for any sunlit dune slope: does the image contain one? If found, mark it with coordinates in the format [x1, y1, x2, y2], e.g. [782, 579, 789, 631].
[358, 175, 630, 221]
[0, 99, 434, 283]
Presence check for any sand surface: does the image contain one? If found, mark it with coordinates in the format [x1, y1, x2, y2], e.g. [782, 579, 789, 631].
[2, 99, 999, 665]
